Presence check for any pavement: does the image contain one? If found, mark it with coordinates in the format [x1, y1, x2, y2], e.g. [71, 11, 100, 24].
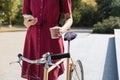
[0, 28, 118, 80]
[70, 27, 93, 33]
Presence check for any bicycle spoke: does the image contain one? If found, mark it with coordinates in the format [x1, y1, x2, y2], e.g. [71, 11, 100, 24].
[70, 60, 84, 80]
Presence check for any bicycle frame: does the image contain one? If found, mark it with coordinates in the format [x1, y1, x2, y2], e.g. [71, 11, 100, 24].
[43, 40, 76, 80]
[43, 57, 74, 80]
[43, 58, 65, 80]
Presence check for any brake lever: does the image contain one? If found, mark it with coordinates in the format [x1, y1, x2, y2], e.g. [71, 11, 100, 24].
[9, 57, 22, 67]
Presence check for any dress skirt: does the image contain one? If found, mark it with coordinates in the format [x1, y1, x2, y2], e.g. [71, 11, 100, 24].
[22, 24, 64, 80]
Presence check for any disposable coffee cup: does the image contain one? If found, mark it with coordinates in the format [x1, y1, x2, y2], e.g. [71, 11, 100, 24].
[50, 27, 59, 39]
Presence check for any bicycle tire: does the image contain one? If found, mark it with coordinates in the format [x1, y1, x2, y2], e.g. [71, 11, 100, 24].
[70, 59, 84, 80]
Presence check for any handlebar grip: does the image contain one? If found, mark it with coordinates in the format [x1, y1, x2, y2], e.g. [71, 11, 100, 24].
[51, 53, 70, 60]
[18, 53, 22, 58]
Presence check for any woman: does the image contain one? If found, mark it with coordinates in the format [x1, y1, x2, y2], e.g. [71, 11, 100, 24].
[22, 0, 73, 80]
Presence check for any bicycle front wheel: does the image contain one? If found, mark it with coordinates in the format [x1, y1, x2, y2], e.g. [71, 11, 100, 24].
[70, 60, 84, 80]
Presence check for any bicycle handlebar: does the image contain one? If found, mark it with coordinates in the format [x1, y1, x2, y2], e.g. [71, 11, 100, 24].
[51, 53, 70, 60]
[18, 53, 70, 64]
[18, 54, 47, 64]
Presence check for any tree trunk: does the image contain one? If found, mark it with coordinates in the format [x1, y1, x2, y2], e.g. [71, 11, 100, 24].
[9, 18, 12, 28]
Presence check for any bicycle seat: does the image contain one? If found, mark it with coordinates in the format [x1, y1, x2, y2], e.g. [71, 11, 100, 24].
[64, 31, 77, 41]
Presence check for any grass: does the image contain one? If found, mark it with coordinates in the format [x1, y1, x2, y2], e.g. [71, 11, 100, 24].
[0, 25, 26, 32]
[0, 25, 93, 33]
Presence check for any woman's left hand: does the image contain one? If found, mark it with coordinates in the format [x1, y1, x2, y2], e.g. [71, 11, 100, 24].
[58, 27, 66, 36]
[53, 26, 66, 37]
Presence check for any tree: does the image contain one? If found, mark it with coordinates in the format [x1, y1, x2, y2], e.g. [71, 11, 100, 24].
[0, 0, 5, 24]
[79, 0, 97, 26]
[111, 0, 120, 17]
[4, 0, 20, 27]
[72, 0, 82, 25]
[12, 0, 24, 25]
[96, 0, 113, 21]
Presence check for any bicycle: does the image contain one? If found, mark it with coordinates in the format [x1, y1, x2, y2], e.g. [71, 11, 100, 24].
[10, 31, 84, 80]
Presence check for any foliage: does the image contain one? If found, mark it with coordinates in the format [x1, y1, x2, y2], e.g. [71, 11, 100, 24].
[111, 0, 120, 17]
[78, 2, 97, 26]
[95, 0, 112, 21]
[72, 0, 81, 25]
[93, 16, 120, 34]
[12, 0, 24, 25]
[0, 0, 5, 23]
[0, 0, 20, 26]
[72, 0, 97, 27]
[1, 0, 120, 28]
[93, 0, 120, 34]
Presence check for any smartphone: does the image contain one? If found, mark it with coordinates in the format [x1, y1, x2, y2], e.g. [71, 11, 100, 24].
[23, 14, 34, 18]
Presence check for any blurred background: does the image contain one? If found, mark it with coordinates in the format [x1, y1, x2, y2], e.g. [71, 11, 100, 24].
[0, 0, 120, 33]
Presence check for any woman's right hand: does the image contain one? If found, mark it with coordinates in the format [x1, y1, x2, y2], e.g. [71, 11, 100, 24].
[24, 17, 38, 28]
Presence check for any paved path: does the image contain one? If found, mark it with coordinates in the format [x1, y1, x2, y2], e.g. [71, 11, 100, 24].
[0, 31, 118, 80]
[0, 32, 26, 80]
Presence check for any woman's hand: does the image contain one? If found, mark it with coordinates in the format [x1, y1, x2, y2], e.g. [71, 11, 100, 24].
[24, 17, 38, 28]
[52, 26, 65, 37]
[52, 13, 73, 38]
[58, 27, 66, 36]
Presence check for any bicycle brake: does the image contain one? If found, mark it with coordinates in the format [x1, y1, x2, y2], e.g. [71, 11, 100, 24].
[9, 58, 22, 67]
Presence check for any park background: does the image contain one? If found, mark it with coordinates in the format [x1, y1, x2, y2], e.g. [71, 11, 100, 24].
[0, 0, 120, 33]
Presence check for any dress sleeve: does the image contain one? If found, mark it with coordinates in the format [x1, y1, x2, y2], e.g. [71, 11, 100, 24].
[22, 0, 32, 14]
[60, 0, 72, 13]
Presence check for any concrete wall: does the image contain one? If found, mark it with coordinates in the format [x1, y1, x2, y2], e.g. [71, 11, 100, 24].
[114, 29, 120, 80]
